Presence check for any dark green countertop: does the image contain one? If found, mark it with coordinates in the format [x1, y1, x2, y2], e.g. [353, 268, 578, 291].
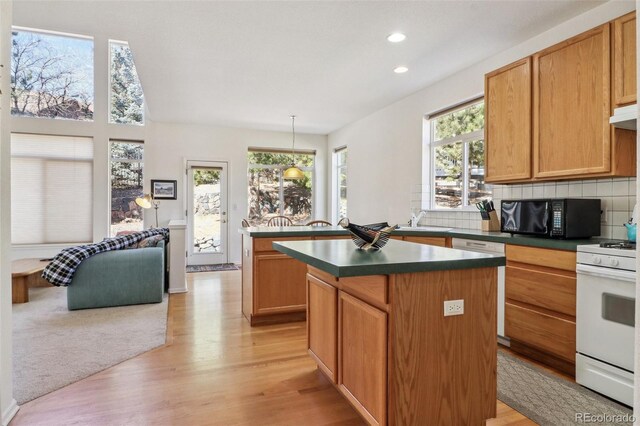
[240, 226, 604, 251]
[273, 239, 506, 278]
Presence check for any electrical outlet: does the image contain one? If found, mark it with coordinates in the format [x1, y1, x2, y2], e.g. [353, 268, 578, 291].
[444, 300, 464, 317]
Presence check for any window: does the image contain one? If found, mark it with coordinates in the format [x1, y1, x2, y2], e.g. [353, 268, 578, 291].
[109, 41, 144, 125]
[110, 141, 144, 236]
[429, 100, 490, 209]
[247, 149, 315, 225]
[334, 147, 347, 220]
[11, 134, 93, 244]
[11, 28, 94, 121]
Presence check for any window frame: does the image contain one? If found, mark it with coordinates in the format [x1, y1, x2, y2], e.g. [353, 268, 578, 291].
[108, 139, 145, 237]
[428, 99, 487, 211]
[247, 149, 316, 224]
[10, 26, 95, 122]
[108, 39, 145, 126]
[333, 146, 347, 222]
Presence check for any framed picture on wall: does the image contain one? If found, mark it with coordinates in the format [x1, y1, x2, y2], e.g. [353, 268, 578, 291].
[151, 179, 177, 200]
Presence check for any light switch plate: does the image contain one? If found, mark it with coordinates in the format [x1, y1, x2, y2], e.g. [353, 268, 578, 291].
[444, 300, 464, 317]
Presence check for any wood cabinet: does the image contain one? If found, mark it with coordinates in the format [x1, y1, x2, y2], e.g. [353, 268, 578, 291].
[306, 265, 497, 425]
[533, 25, 612, 179]
[338, 291, 387, 426]
[402, 235, 450, 247]
[307, 274, 338, 382]
[613, 12, 636, 107]
[484, 13, 637, 183]
[504, 245, 577, 376]
[485, 57, 532, 183]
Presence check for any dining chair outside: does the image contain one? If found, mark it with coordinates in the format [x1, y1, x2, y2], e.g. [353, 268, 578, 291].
[306, 220, 332, 227]
[267, 216, 293, 226]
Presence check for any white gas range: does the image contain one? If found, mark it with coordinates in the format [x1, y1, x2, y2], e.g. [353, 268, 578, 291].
[576, 241, 636, 407]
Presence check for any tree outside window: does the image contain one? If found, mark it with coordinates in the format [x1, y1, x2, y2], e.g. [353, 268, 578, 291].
[110, 141, 144, 236]
[430, 101, 490, 209]
[248, 151, 314, 225]
[11, 29, 94, 120]
[110, 41, 144, 124]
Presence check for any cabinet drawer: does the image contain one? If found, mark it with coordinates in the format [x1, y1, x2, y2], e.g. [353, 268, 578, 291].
[403, 236, 448, 247]
[506, 245, 576, 272]
[315, 235, 351, 240]
[505, 302, 575, 362]
[506, 265, 576, 316]
[340, 275, 388, 310]
[254, 236, 310, 252]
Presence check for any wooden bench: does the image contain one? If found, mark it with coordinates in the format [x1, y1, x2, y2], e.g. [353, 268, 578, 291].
[12, 258, 51, 303]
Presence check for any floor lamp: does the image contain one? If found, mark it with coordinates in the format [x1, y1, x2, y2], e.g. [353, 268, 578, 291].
[135, 194, 160, 228]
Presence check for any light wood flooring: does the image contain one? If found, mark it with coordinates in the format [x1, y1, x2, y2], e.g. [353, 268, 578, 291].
[11, 271, 536, 425]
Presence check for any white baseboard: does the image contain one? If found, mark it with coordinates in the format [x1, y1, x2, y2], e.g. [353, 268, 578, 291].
[2, 399, 19, 426]
[168, 287, 188, 294]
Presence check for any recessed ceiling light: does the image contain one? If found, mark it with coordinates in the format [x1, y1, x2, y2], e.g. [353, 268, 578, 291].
[387, 32, 406, 43]
[394, 66, 408, 74]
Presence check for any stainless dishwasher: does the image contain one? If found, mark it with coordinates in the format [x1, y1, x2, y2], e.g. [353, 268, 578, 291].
[452, 238, 508, 346]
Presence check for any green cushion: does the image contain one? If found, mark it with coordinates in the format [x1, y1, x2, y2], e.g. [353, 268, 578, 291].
[67, 242, 165, 310]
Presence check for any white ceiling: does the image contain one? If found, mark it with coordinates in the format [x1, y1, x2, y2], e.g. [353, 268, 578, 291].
[13, 0, 605, 134]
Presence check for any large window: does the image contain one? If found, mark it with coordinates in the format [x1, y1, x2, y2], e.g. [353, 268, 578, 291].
[110, 141, 144, 236]
[429, 100, 490, 209]
[334, 147, 347, 220]
[248, 149, 315, 225]
[11, 134, 94, 244]
[11, 28, 94, 121]
[109, 41, 144, 125]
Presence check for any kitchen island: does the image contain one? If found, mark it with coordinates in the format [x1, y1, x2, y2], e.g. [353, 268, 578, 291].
[273, 238, 505, 426]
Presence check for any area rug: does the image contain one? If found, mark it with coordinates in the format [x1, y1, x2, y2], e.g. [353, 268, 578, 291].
[13, 287, 168, 404]
[498, 350, 633, 425]
[186, 263, 239, 273]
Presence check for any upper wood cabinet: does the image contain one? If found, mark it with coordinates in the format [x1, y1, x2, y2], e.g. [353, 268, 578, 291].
[533, 24, 611, 179]
[484, 13, 637, 184]
[613, 12, 636, 107]
[485, 58, 532, 183]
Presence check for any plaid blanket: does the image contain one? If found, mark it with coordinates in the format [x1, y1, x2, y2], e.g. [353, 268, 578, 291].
[42, 228, 170, 287]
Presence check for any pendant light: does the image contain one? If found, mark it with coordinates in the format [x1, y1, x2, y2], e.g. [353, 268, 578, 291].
[283, 115, 305, 180]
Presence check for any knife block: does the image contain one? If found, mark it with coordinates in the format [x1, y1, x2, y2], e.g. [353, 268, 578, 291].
[481, 211, 500, 232]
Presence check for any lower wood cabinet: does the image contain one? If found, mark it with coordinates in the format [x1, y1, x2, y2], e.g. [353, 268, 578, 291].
[254, 254, 307, 315]
[403, 236, 449, 247]
[307, 274, 338, 382]
[504, 245, 577, 376]
[338, 291, 387, 426]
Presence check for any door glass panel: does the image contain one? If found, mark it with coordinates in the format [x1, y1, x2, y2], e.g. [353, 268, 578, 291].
[602, 293, 635, 327]
[192, 167, 221, 253]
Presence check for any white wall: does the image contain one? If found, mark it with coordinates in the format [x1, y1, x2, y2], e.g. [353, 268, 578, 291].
[0, 2, 18, 424]
[145, 120, 328, 264]
[327, 1, 636, 226]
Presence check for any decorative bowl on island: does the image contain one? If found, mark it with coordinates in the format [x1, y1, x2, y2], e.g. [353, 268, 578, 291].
[338, 218, 399, 250]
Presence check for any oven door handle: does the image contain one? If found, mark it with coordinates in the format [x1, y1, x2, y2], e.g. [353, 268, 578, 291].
[576, 264, 636, 282]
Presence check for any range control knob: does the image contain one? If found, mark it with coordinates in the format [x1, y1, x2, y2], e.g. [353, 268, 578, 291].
[593, 256, 602, 264]
[610, 258, 620, 267]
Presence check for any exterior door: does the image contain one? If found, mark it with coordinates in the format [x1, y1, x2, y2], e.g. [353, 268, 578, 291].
[187, 161, 228, 265]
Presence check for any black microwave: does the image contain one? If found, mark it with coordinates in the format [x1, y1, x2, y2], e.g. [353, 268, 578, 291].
[500, 198, 601, 239]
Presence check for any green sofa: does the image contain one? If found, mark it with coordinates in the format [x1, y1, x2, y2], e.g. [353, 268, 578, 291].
[67, 240, 166, 310]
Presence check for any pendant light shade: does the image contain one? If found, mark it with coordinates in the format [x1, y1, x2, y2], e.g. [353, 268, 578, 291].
[283, 115, 304, 180]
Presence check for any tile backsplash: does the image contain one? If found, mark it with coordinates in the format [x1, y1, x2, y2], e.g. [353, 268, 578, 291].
[411, 178, 637, 240]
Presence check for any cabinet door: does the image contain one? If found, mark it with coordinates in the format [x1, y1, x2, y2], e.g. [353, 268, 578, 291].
[338, 291, 387, 426]
[485, 57, 532, 182]
[613, 12, 636, 107]
[307, 274, 338, 382]
[254, 254, 307, 315]
[533, 25, 611, 178]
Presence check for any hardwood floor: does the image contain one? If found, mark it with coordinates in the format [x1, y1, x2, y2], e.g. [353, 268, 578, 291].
[11, 271, 535, 425]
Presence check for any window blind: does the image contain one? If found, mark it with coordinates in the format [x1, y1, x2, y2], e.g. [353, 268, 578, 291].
[11, 133, 94, 245]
